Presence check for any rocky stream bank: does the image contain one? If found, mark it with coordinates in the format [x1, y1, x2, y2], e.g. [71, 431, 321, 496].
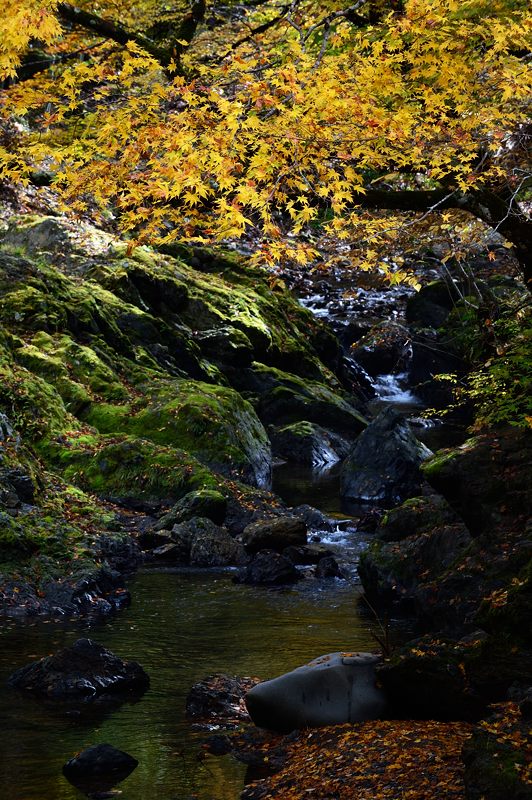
[0, 211, 530, 799]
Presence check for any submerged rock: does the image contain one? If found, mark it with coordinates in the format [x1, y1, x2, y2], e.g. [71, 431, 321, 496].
[63, 743, 138, 794]
[245, 652, 386, 732]
[8, 638, 149, 702]
[340, 407, 432, 504]
[186, 674, 261, 723]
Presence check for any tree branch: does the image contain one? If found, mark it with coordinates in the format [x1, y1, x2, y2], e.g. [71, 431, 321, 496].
[57, 3, 171, 65]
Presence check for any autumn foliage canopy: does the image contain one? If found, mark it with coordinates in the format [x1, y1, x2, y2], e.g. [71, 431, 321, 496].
[1, 0, 531, 280]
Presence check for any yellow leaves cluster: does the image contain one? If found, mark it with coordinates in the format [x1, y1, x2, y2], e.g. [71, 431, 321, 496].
[1, 0, 530, 268]
[1, 0, 61, 79]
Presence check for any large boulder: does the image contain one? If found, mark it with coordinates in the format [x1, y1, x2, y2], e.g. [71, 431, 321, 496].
[340, 408, 432, 504]
[358, 493, 472, 612]
[8, 638, 149, 701]
[349, 321, 411, 377]
[233, 550, 301, 585]
[240, 516, 307, 554]
[245, 652, 386, 733]
[270, 421, 350, 467]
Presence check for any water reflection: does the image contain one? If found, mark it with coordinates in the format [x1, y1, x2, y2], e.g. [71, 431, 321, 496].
[0, 571, 380, 800]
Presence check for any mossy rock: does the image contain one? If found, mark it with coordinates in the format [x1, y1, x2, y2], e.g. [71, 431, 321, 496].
[155, 489, 227, 529]
[39, 432, 221, 504]
[248, 363, 366, 437]
[84, 379, 272, 488]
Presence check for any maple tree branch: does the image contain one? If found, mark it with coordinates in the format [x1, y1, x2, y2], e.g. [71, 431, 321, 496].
[57, 3, 171, 64]
[353, 187, 532, 286]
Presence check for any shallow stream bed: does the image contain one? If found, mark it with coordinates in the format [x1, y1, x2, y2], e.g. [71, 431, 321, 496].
[0, 567, 394, 800]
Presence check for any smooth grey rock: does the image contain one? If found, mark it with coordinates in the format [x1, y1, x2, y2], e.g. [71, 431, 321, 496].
[245, 651, 386, 732]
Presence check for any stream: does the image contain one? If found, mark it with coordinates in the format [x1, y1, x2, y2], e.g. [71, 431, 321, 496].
[0, 266, 457, 800]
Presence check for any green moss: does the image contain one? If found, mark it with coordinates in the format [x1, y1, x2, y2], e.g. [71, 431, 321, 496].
[84, 378, 271, 485]
[40, 432, 220, 502]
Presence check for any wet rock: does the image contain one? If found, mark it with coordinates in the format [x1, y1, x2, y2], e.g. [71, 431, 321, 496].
[340, 408, 432, 504]
[94, 534, 141, 573]
[375, 493, 463, 542]
[170, 516, 248, 567]
[186, 674, 261, 723]
[0, 467, 36, 505]
[290, 504, 337, 533]
[136, 529, 174, 550]
[241, 516, 307, 554]
[250, 363, 367, 438]
[359, 515, 472, 612]
[283, 543, 334, 565]
[63, 743, 138, 794]
[422, 428, 532, 537]
[349, 321, 411, 377]
[233, 550, 301, 585]
[245, 652, 386, 732]
[377, 635, 487, 720]
[8, 638, 149, 701]
[194, 325, 254, 366]
[154, 489, 227, 530]
[270, 421, 350, 467]
[409, 329, 465, 406]
[151, 541, 185, 561]
[315, 556, 344, 579]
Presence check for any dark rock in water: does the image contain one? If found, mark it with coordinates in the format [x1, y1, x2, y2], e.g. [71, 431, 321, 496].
[315, 556, 344, 579]
[290, 504, 337, 533]
[283, 543, 334, 565]
[240, 516, 307, 554]
[340, 407, 432, 504]
[154, 489, 227, 530]
[270, 421, 350, 467]
[136, 529, 174, 551]
[151, 541, 185, 561]
[8, 638, 149, 702]
[375, 493, 462, 542]
[170, 516, 248, 567]
[233, 550, 301, 585]
[245, 652, 386, 733]
[63, 743, 138, 794]
[349, 321, 411, 377]
[186, 674, 261, 723]
[409, 329, 465, 406]
[95, 534, 141, 573]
